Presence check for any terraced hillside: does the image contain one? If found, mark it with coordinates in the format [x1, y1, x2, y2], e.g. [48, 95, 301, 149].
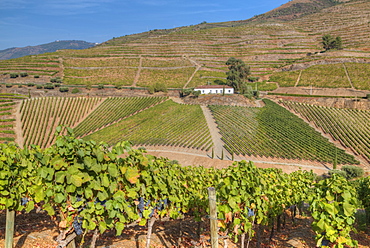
[0, 0, 369, 90]
[0, 93, 27, 143]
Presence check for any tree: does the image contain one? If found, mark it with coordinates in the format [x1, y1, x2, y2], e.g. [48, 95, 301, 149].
[322, 34, 342, 51]
[226, 57, 250, 93]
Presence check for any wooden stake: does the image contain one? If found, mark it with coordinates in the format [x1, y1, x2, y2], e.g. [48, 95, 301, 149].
[145, 217, 156, 248]
[5, 209, 15, 248]
[208, 187, 218, 248]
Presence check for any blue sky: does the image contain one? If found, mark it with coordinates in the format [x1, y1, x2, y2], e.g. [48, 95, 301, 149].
[0, 0, 288, 50]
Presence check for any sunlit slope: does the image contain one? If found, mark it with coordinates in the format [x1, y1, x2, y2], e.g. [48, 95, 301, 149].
[0, 0, 369, 89]
[84, 100, 213, 150]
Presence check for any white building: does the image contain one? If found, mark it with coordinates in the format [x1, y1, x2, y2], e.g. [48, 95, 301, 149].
[194, 85, 234, 95]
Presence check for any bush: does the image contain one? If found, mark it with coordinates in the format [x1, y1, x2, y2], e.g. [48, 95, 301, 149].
[366, 94, 370, 100]
[98, 84, 104, 89]
[34, 75, 40, 78]
[148, 83, 168, 94]
[9, 73, 19, 78]
[36, 85, 43, 89]
[59, 87, 69, 93]
[27, 82, 35, 87]
[54, 83, 61, 88]
[248, 76, 260, 82]
[18, 84, 23, 88]
[6, 83, 13, 88]
[72, 88, 80, 94]
[115, 85, 122, 90]
[341, 165, 364, 180]
[20, 72, 28, 77]
[328, 169, 347, 178]
[50, 77, 62, 83]
[44, 83, 54, 89]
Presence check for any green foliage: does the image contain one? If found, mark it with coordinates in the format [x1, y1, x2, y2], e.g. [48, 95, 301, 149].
[226, 57, 250, 92]
[310, 175, 358, 247]
[98, 84, 104, 89]
[248, 76, 260, 82]
[20, 72, 28, 77]
[340, 165, 364, 180]
[59, 87, 69, 93]
[34, 75, 40, 78]
[27, 82, 35, 87]
[36, 85, 43, 89]
[9, 73, 19, 78]
[328, 169, 347, 178]
[72, 88, 80, 94]
[366, 94, 370, 100]
[148, 82, 167, 94]
[322, 34, 343, 51]
[5, 84, 12, 88]
[44, 83, 55, 89]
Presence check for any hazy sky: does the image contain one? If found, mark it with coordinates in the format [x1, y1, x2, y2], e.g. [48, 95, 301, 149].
[0, 0, 288, 50]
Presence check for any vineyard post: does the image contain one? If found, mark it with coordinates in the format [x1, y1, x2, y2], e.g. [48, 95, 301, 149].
[208, 187, 218, 248]
[5, 209, 15, 248]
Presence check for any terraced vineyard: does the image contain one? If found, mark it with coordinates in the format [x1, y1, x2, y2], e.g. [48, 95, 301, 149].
[281, 100, 370, 163]
[84, 100, 213, 150]
[1, 0, 369, 90]
[74, 96, 167, 137]
[0, 93, 27, 143]
[209, 99, 359, 164]
[20, 97, 102, 148]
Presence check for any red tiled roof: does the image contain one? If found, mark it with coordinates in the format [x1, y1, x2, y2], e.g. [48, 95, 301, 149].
[194, 85, 233, 89]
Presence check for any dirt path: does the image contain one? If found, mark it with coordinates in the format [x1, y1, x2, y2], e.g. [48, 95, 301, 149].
[132, 55, 142, 86]
[200, 105, 226, 159]
[14, 101, 24, 148]
[183, 55, 201, 89]
[294, 70, 302, 87]
[343, 63, 354, 89]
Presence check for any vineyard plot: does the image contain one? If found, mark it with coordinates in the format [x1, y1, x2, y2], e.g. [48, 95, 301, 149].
[281, 100, 370, 163]
[20, 97, 102, 148]
[73, 96, 167, 137]
[209, 99, 358, 164]
[84, 100, 213, 150]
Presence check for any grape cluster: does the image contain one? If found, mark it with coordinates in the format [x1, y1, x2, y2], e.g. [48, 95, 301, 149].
[137, 197, 169, 217]
[73, 217, 83, 235]
[21, 197, 29, 206]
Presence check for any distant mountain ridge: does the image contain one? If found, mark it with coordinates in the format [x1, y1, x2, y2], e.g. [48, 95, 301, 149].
[0, 40, 96, 60]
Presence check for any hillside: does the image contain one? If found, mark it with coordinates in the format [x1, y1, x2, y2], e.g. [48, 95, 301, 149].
[0, 0, 369, 91]
[0, 40, 96, 60]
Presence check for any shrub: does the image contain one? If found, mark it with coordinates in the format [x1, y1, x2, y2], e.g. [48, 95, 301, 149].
[148, 85, 155, 94]
[366, 94, 370, 100]
[248, 76, 260, 82]
[59, 87, 69, 93]
[20, 72, 28, 77]
[9, 73, 19, 78]
[18, 84, 23, 88]
[36, 85, 43, 89]
[115, 85, 122, 90]
[328, 169, 347, 178]
[6, 83, 12, 88]
[27, 82, 35, 87]
[98, 84, 104, 89]
[341, 165, 364, 180]
[34, 75, 40, 78]
[72, 88, 80, 94]
[44, 83, 55, 89]
[54, 83, 61, 88]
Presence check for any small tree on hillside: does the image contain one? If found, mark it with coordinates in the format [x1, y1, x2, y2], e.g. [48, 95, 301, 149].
[226, 57, 250, 93]
[322, 34, 342, 51]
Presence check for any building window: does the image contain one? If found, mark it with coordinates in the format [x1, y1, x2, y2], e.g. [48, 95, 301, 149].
[215, 90, 218, 93]
[202, 90, 204, 93]
[228, 90, 231, 93]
